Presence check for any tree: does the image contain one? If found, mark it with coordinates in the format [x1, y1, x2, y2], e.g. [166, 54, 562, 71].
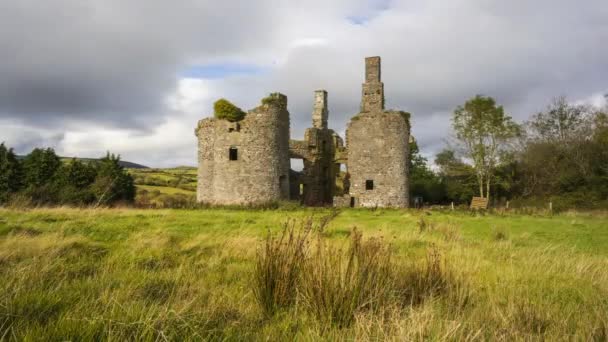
[434, 149, 477, 203]
[515, 96, 608, 209]
[528, 96, 592, 143]
[92, 152, 135, 205]
[22, 148, 61, 188]
[409, 139, 444, 203]
[0, 143, 23, 203]
[54, 159, 97, 204]
[452, 95, 520, 199]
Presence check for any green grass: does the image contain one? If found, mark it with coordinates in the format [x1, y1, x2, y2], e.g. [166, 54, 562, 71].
[0, 208, 607, 340]
[137, 185, 195, 195]
[129, 167, 197, 191]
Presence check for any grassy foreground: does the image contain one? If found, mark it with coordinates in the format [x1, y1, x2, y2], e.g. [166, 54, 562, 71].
[0, 208, 607, 340]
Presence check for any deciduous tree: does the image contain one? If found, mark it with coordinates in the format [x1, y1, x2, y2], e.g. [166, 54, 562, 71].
[452, 95, 520, 199]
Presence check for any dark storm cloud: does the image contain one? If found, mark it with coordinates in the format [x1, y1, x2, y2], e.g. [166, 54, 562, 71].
[0, 0, 278, 128]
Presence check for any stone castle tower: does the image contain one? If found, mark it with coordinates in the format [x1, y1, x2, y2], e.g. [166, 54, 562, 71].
[345, 57, 410, 207]
[195, 93, 290, 205]
[195, 57, 410, 208]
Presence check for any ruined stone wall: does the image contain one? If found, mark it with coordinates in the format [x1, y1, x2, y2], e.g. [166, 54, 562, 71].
[361, 56, 384, 113]
[288, 90, 343, 206]
[312, 90, 328, 129]
[196, 94, 290, 205]
[346, 56, 410, 208]
[346, 111, 410, 207]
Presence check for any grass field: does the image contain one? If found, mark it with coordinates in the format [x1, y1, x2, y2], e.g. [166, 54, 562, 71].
[137, 185, 196, 195]
[129, 167, 197, 192]
[0, 208, 607, 340]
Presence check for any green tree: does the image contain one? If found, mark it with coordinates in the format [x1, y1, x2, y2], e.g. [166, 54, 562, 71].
[516, 96, 608, 209]
[92, 152, 135, 205]
[0, 143, 23, 203]
[434, 149, 477, 203]
[54, 159, 97, 204]
[529, 96, 592, 143]
[22, 147, 61, 188]
[409, 139, 444, 203]
[452, 95, 520, 199]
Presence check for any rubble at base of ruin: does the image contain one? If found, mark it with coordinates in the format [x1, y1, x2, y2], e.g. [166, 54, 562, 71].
[195, 57, 411, 208]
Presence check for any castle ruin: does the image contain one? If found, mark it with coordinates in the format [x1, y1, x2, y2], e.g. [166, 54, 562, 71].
[195, 57, 411, 207]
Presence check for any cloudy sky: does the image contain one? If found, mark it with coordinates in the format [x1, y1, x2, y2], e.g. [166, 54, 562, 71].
[1, 0, 607, 167]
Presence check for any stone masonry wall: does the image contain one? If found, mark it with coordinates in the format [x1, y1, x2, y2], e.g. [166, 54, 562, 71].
[346, 56, 410, 208]
[361, 56, 384, 113]
[289, 90, 343, 206]
[195, 94, 290, 205]
[346, 112, 409, 207]
[312, 90, 328, 129]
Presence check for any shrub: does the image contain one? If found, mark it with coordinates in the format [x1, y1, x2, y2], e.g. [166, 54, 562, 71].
[214, 99, 246, 122]
[261, 93, 285, 107]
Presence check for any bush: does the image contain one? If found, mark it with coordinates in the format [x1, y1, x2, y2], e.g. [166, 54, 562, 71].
[261, 93, 284, 107]
[214, 99, 246, 122]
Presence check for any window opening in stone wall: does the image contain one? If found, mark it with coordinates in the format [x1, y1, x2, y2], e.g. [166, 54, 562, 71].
[229, 147, 238, 161]
[228, 124, 241, 133]
[365, 180, 374, 190]
[322, 140, 326, 151]
[350, 197, 355, 207]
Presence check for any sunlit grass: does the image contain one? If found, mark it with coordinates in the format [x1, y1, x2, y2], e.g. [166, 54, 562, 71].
[0, 207, 606, 340]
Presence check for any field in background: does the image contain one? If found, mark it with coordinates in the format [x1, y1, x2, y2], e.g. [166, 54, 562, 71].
[0, 208, 607, 340]
[129, 167, 197, 207]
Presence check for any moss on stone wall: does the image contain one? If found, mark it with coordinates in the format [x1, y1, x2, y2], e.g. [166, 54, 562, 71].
[214, 99, 246, 122]
[261, 93, 286, 108]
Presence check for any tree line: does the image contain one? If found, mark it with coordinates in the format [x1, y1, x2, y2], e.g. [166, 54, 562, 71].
[0, 146, 135, 206]
[410, 95, 608, 210]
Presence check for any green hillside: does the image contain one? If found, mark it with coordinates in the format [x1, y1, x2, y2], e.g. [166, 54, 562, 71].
[129, 167, 197, 207]
[16, 155, 149, 169]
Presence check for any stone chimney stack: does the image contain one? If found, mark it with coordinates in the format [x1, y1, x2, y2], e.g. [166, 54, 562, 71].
[361, 56, 384, 112]
[312, 90, 328, 129]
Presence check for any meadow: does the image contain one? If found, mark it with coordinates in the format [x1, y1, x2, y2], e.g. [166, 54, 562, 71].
[0, 207, 607, 340]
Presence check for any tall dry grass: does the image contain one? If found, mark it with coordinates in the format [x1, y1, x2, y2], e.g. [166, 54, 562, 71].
[253, 220, 466, 329]
[253, 220, 312, 316]
[301, 229, 394, 327]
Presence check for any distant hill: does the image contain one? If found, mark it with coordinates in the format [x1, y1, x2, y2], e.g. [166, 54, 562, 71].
[16, 155, 149, 169]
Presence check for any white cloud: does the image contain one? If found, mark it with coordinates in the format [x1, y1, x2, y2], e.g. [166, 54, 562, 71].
[1, 0, 607, 167]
